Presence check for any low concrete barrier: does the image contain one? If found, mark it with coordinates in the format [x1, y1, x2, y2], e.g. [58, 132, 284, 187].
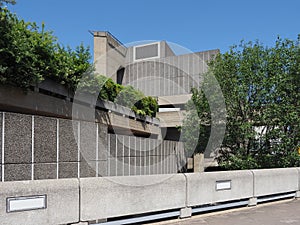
[186, 170, 254, 207]
[80, 174, 186, 221]
[0, 179, 79, 225]
[1, 168, 299, 224]
[252, 168, 299, 197]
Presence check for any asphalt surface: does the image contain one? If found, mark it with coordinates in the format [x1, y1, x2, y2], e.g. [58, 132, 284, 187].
[149, 199, 300, 225]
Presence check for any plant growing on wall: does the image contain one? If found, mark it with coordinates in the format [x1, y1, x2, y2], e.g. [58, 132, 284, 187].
[78, 74, 158, 117]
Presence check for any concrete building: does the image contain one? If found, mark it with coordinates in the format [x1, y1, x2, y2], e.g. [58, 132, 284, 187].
[93, 31, 219, 143]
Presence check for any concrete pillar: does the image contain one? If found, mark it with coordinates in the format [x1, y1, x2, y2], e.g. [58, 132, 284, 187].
[93, 31, 108, 76]
[248, 197, 258, 207]
[193, 153, 204, 173]
[93, 31, 126, 81]
[295, 191, 300, 198]
[187, 157, 193, 170]
[180, 207, 192, 218]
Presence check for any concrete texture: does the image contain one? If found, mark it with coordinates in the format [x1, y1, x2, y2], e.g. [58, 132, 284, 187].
[34, 116, 57, 163]
[93, 31, 126, 82]
[97, 160, 108, 177]
[150, 200, 300, 225]
[106, 134, 183, 176]
[180, 207, 192, 218]
[186, 170, 254, 207]
[0, 85, 160, 138]
[0, 179, 79, 225]
[252, 168, 299, 197]
[80, 121, 97, 161]
[59, 162, 78, 178]
[98, 123, 108, 161]
[248, 197, 258, 206]
[80, 157, 96, 178]
[4, 112, 32, 164]
[80, 174, 186, 221]
[4, 164, 32, 181]
[59, 119, 79, 162]
[34, 163, 57, 180]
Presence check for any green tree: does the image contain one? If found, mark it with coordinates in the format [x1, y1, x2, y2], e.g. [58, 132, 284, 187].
[183, 36, 300, 169]
[0, 7, 92, 90]
[0, 0, 16, 7]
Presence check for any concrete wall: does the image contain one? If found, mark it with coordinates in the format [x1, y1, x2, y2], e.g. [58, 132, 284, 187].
[80, 174, 186, 220]
[0, 111, 108, 181]
[80, 168, 300, 222]
[252, 168, 299, 197]
[0, 111, 186, 181]
[0, 84, 160, 136]
[0, 168, 299, 224]
[186, 170, 254, 207]
[0, 179, 79, 225]
[93, 31, 126, 81]
[123, 50, 219, 97]
[107, 134, 186, 176]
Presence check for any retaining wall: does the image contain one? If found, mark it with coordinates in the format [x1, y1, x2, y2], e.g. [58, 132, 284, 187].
[0, 111, 185, 182]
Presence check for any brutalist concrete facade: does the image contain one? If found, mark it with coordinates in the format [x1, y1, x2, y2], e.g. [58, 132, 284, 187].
[93, 31, 219, 97]
[93, 31, 219, 141]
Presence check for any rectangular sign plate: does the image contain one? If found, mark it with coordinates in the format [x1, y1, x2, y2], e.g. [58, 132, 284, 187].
[216, 180, 231, 191]
[7, 195, 47, 213]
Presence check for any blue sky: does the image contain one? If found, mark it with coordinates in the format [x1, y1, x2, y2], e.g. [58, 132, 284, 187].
[7, 0, 300, 56]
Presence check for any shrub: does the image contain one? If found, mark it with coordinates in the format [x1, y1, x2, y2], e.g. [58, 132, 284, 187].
[0, 8, 91, 91]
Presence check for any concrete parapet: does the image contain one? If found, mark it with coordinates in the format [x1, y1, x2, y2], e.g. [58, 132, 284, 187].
[186, 170, 254, 207]
[80, 174, 186, 221]
[0, 179, 79, 225]
[252, 168, 299, 197]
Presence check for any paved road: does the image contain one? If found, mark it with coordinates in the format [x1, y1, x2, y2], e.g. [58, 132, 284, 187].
[149, 199, 300, 225]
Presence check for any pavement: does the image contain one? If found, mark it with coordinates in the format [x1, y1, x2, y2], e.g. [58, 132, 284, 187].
[148, 199, 300, 225]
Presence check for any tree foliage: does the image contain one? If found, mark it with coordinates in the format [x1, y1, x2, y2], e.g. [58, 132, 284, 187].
[184, 36, 300, 169]
[0, 7, 158, 117]
[0, 0, 16, 7]
[0, 8, 91, 91]
[181, 88, 211, 156]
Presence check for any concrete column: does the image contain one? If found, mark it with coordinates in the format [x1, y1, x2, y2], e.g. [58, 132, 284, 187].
[193, 153, 204, 173]
[295, 191, 300, 198]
